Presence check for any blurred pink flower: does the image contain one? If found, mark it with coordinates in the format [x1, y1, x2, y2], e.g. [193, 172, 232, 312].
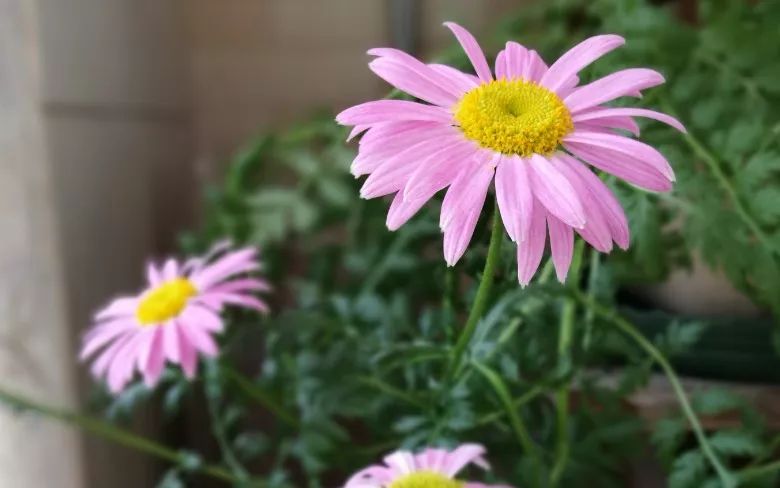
[337, 22, 685, 284]
[80, 242, 269, 393]
[345, 444, 511, 488]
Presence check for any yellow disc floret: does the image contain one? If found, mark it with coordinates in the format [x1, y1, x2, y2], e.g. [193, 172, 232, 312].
[389, 471, 464, 488]
[136, 278, 197, 325]
[454, 79, 573, 157]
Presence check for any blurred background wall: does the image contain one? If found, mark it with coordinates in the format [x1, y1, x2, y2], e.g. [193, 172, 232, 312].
[0, 1, 522, 486]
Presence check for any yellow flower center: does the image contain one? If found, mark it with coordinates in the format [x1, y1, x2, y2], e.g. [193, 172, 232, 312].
[136, 278, 197, 325]
[388, 471, 464, 488]
[454, 78, 573, 157]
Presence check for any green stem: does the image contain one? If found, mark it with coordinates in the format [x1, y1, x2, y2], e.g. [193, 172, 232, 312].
[475, 385, 544, 427]
[355, 376, 427, 409]
[472, 360, 542, 485]
[0, 386, 262, 486]
[572, 291, 736, 488]
[205, 365, 249, 480]
[661, 97, 776, 256]
[447, 203, 504, 379]
[223, 366, 299, 429]
[550, 241, 585, 486]
[582, 250, 600, 350]
[737, 459, 780, 483]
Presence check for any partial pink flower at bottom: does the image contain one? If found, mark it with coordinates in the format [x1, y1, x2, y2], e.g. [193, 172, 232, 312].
[79, 242, 270, 393]
[345, 444, 512, 488]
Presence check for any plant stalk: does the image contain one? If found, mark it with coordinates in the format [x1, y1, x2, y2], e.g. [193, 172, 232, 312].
[550, 240, 585, 486]
[447, 202, 504, 380]
[572, 291, 736, 488]
[0, 385, 263, 486]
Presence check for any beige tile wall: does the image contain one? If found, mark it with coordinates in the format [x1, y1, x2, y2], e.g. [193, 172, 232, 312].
[33, 1, 194, 486]
[187, 0, 526, 176]
[0, 1, 84, 487]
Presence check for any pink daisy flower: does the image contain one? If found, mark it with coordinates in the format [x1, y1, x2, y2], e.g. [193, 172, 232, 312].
[80, 243, 270, 393]
[345, 444, 512, 488]
[336, 22, 685, 285]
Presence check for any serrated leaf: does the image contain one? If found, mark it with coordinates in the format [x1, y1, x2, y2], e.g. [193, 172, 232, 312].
[652, 417, 687, 461]
[740, 151, 780, 190]
[709, 430, 762, 458]
[669, 450, 706, 488]
[393, 415, 428, 433]
[751, 188, 780, 225]
[692, 388, 742, 415]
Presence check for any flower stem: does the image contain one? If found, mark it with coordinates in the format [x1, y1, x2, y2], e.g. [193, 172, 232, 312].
[737, 459, 780, 483]
[447, 203, 504, 379]
[472, 360, 542, 484]
[571, 291, 737, 488]
[550, 240, 585, 486]
[661, 97, 777, 256]
[0, 385, 263, 486]
[206, 363, 250, 480]
[222, 366, 299, 429]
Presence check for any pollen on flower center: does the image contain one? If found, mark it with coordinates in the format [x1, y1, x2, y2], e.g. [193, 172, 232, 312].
[388, 471, 464, 488]
[136, 278, 197, 325]
[454, 78, 573, 157]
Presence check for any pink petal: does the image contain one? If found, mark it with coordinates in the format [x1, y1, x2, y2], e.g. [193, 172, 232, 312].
[517, 204, 547, 286]
[386, 192, 429, 231]
[527, 154, 586, 228]
[163, 322, 180, 362]
[428, 63, 480, 93]
[368, 48, 465, 102]
[360, 132, 463, 198]
[564, 68, 665, 113]
[573, 107, 686, 133]
[143, 329, 165, 387]
[550, 155, 613, 252]
[177, 323, 197, 378]
[386, 451, 419, 476]
[403, 139, 478, 201]
[107, 332, 145, 393]
[443, 22, 493, 82]
[179, 323, 218, 357]
[353, 123, 448, 176]
[495, 155, 534, 242]
[562, 155, 630, 249]
[495, 41, 530, 79]
[565, 142, 672, 192]
[95, 296, 138, 322]
[182, 305, 224, 332]
[414, 448, 449, 472]
[540, 34, 625, 92]
[80, 319, 136, 360]
[344, 466, 394, 488]
[576, 116, 640, 136]
[564, 130, 675, 180]
[494, 49, 508, 79]
[191, 248, 259, 290]
[90, 330, 135, 378]
[336, 100, 452, 125]
[547, 214, 574, 283]
[369, 58, 458, 107]
[209, 293, 270, 313]
[441, 159, 494, 266]
[441, 444, 489, 477]
[146, 263, 162, 286]
[134, 328, 157, 373]
[347, 125, 369, 142]
[523, 50, 549, 82]
[207, 278, 271, 294]
[162, 259, 179, 281]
